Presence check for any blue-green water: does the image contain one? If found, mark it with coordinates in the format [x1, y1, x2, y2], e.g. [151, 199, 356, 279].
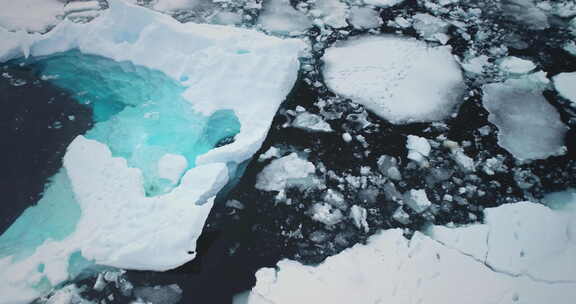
[0, 50, 240, 272]
[26, 50, 241, 195]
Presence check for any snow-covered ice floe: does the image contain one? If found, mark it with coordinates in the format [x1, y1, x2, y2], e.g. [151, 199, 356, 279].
[0, 0, 303, 302]
[322, 35, 465, 124]
[242, 191, 576, 304]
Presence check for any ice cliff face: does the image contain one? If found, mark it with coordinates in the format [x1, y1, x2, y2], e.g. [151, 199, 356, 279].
[0, 0, 303, 302]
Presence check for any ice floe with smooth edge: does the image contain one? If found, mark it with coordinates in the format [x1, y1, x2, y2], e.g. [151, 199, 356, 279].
[0, 0, 304, 302]
[322, 35, 465, 124]
[242, 193, 576, 304]
[482, 73, 568, 161]
[553, 72, 576, 103]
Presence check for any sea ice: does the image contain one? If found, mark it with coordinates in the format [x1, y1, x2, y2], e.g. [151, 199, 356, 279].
[363, 0, 406, 8]
[553, 72, 576, 103]
[322, 35, 465, 124]
[258, 0, 313, 35]
[0, 0, 303, 302]
[482, 74, 568, 160]
[243, 192, 576, 304]
[255, 153, 316, 192]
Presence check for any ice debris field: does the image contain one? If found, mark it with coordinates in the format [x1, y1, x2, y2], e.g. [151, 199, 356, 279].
[1, 0, 576, 303]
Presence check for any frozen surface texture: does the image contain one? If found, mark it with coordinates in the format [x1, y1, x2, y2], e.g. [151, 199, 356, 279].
[553, 72, 576, 103]
[256, 153, 316, 192]
[258, 0, 313, 35]
[482, 74, 568, 160]
[0, 0, 303, 302]
[322, 35, 465, 124]
[244, 194, 576, 304]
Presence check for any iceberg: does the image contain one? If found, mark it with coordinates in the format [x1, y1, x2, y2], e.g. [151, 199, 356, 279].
[243, 193, 576, 304]
[0, 0, 303, 302]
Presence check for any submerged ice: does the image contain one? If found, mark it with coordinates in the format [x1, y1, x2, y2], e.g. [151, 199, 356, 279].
[0, 0, 303, 302]
[22, 50, 241, 196]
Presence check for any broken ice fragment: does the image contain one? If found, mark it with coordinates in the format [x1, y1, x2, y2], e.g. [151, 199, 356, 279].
[482, 75, 568, 160]
[553, 72, 576, 103]
[403, 189, 432, 213]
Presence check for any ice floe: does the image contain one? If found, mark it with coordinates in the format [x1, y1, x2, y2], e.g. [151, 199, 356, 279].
[322, 35, 465, 124]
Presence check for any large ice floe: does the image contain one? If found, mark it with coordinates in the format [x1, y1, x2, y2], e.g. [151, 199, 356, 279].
[242, 190, 576, 304]
[321, 35, 465, 124]
[482, 73, 568, 161]
[0, 0, 303, 302]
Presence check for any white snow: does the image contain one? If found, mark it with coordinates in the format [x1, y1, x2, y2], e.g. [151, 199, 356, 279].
[157, 153, 188, 184]
[311, 0, 349, 29]
[0, 0, 65, 33]
[482, 74, 568, 160]
[406, 135, 431, 164]
[258, 0, 313, 35]
[412, 13, 450, 44]
[255, 153, 316, 191]
[363, 0, 406, 8]
[350, 205, 369, 233]
[0, 0, 303, 302]
[553, 72, 576, 103]
[243, 193, 576, 304]
[310, 203, 344, 226]
[153, 0, 201, 12]
[322, 35, 465, 124]
[292, 112, 333, 132]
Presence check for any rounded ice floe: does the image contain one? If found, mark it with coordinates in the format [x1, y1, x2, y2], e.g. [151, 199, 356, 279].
[553, 72, 576, 103]
[482, 74, 568, 161]
[322, 35, 465, 124]
[498, 56, 536, 74]
[258, 0, 313, 35]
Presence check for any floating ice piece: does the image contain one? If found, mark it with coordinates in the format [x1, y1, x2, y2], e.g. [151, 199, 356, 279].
[311, 0, 349, 28]
[482, 74, 568, 160]
[349, 6, 381, 29]
[350, 205, 369, 233]
[244, 192, 576, 304]
[403, 189, 432, 213]
[0, 0, 303, 302]
[292, 112, 333, 132]
[498, 56, 536, 74]
[553, 72, 576, 103]
[322, 35, 465, 124]
[363, 0, 406, 8]
[258, 0, 313, 35]
[256, 153, 316, 191]
[310, 203, 344, 226]
[406, 135, 431, 165]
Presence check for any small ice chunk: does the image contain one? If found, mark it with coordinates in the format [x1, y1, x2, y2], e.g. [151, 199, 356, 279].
[482, 75, 569, 160]
[259, 0, 313, 34]
[553, 72, 576, 103]
[404, 189, 432, 213]
[312, 0, 349, 28]
[459, 55, 490, 74]
[412, 13, 450, 43]
[255, 153, 316, 191]
[157, 154, 188, 184]
[350, 205, 369, 233]
[364, 0, 406, 7]
[292, 112, 333, 132]
[499, 56, 536, 74]
[310, 203, 344, 226]
[349, 6, 381, 29]
[406, 135, 431, 164]
[259, 146, 281, 162]
[322, 35, 465, 124]
[377, 155, 402, 180]
[392, 206, 411, 225]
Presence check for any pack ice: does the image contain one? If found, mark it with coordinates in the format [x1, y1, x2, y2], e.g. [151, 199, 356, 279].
[322, 35, 465, 124]
[243, 191, 576, 304]
[0, 0, 303, 302]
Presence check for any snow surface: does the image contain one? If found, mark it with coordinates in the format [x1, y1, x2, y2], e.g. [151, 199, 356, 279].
[0, 0, 303, 302]
[553, 72, 576, 103]
[322, 35, 465, 124]
[0, 0, 65, 33]
[349, 6, 381, 29]
[482, 74, 568, 160]
[243, 194, 576, 304]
